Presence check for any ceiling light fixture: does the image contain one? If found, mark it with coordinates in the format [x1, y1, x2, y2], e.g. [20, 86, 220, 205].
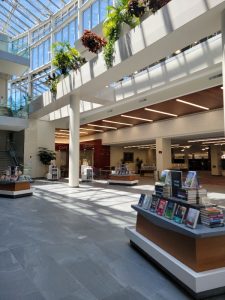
[88, 124, 117, 130]
[121, 114, 153, 122]
[188, 137, 225, 143]
[59, 129, 69, 132]
[176, 99, 209, 110]
[80, 128, 104, 132]
[103, 120, 133, 126]
[80, 131, 89, 134]
[144, 108, 178, 117]
[202, 140, 225, 144]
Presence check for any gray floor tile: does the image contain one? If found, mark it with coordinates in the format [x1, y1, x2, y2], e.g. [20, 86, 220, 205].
[102, 287, 149, 300]
[0, 250, 21, 271]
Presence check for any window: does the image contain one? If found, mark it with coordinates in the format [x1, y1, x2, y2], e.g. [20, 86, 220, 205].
[38, 43, 44, 67]
[92, 1, 99, 28]
[62, 25, 69, 42]
[32, 47, 38, 69]
[100, 0, 108, 22]
[83, 7, 91, 30]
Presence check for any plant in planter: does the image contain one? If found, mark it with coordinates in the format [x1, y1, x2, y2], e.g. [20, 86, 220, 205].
[38, 147, 56, 166]
[128, 0, 147, 18]
[52, 42, 72, 76]
[103, 0, 139, 68]
[68, 47, 87, 71]
[81, 30, 107, 54]
[146, 0, 171, 13]
[45, 72, 60, 96]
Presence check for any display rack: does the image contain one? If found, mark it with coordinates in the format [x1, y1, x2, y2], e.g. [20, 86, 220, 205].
[125, 203, 225, 299]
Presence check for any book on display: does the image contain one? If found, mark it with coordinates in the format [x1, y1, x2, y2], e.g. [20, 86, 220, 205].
[150, 195, 159, 212]
[164, 201, 177, 219]
[156, 199, 168, 216]
[173, 205, 187, 224]
[200, 207, 224, 227]
[138, 194, 146, 207]
[185, 208, 200, 229]
[142, 195, 152, 210]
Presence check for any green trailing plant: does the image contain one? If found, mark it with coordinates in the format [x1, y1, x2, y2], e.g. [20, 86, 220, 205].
[103, 0, 140, 68]
[38, 147, 56, 166]
[81, 30, 107, 54]
[45, 72, 60, 96]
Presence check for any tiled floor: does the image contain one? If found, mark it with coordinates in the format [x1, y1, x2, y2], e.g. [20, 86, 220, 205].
[0, 178, 225, 300]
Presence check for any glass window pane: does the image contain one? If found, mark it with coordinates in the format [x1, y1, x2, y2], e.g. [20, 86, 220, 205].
[55, 30, 62, 42]
[69, 21, 75, 45]
[92, 1, 99, 28]
[38, 43, 44, 67]
[32, 47, 38, 69]
[100, 0, 108, 22]
[44, 39, 50, 64]
[83, 8, 91, 31]
[75, 18, 78, 41]
[62, 26, 69, 42]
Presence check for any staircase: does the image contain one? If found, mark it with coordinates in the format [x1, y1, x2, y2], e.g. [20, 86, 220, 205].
[0, 151, 14, 174]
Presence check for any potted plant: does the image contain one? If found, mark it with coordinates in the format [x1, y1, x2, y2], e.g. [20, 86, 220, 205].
[68, 47, 87, 72]
[45, 72, 60, 97]
[38, 147, 56, 166]
[128, 0, 147, 18]
[147, 0, 171, 13]
[52, 42, 72, 76]
[81, 30, 107, 54]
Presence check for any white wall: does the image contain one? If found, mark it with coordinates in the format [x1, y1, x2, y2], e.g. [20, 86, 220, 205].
[24, 119, 55, 178]
[0, 77, 7, 101]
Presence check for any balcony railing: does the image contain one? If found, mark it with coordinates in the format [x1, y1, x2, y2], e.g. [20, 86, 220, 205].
[0, 39, 29, 59]
[0, 99, 28, 119]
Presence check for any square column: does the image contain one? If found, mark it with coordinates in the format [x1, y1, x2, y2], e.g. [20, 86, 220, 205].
[222, 9, 225, 134]
[69, 94, 80, 187]
[156, 138, 171, 174]
[210, 145, 222, 176]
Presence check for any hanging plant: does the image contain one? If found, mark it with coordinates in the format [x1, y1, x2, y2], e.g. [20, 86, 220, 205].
[103, 0, 139, 68]
[45, 72, 60, 96]
[38, 147, 56, 165]
[128, 0, 147, 18]
[81, 30, 107, 54]
[147, 0, 171, 13]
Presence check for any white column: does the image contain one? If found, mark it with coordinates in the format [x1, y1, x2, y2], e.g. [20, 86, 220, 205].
[222, 9, 225, 134]
[211, 145, 222, 176]
[156, 138, 171, 174]
[69, 94, 80, 187]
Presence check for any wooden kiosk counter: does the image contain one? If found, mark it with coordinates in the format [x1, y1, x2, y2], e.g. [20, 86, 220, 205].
[0, 181, 33, 198]
[125, 205, 225, 299]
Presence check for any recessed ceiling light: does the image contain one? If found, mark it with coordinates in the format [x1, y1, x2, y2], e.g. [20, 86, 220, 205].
[176, 99, 209, 110]
[80, 128, 104, 132]
[59, 129, 69, 132]
[88, 124, 117, 130]
[121, 114, 153, 122]
[144, 108, 178, 117]
[103, 120, 133, 126]
[80, 131, 89, 134]
[221, 87, 223, 90]
[188, 137, 225, 143]
[175, 49, 181, 54]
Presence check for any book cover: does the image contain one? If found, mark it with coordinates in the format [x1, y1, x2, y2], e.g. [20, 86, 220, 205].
[138, 194, 146, 207]
[150, 195, 159, 212]
[185, 208, 200, 229]
[173, 205, 187, 224]
[164, 201, 177, 219]
[142, 195, 152, 210]
[156, 199, 168, 216]
[184, 171, 198, 188]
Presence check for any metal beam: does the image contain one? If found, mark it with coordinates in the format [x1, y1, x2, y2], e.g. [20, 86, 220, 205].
[0, 3, 31, 29]
[31, 0, 54, 16]
[16, 1, 43, 23]
[0, 15, 21, 34]
[48, 0, 61, 10]
[22, 0, 51, 20]
[0, 11, 25, 32]
[3, 0, 36, 25]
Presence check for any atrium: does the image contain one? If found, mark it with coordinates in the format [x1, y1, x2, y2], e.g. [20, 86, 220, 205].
[1, 0, 225, 299]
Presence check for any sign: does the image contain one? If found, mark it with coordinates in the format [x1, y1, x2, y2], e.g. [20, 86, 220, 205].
[171, 170, 182, 198]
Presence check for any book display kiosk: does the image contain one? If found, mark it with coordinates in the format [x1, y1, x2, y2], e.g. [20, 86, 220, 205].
[125, 170, 225, 299]
[108, 163, 139, 185]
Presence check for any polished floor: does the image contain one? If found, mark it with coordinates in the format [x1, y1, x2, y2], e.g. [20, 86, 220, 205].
[0, 178, 225, 300]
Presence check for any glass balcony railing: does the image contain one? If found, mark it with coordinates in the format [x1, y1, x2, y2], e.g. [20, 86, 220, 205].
[0, 39, 29, 59]
[0, 99, 28, 119]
